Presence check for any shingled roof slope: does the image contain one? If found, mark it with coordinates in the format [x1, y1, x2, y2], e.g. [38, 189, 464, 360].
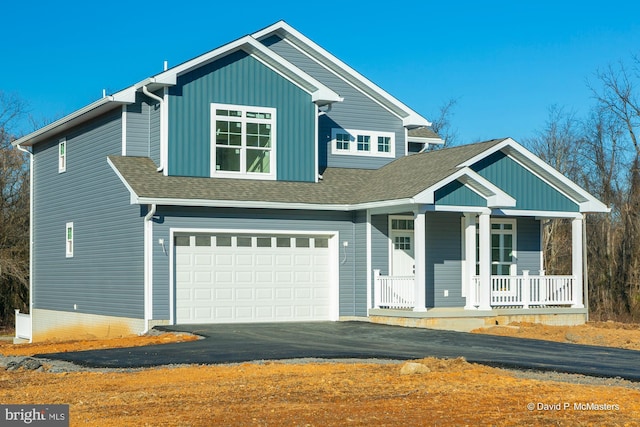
[109, 139, 506, 207]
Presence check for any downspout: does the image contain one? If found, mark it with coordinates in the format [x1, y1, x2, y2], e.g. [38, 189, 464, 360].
[142, 204, 157, 334]
[142, 86, 165, 173]
[16, 143, 34, 343]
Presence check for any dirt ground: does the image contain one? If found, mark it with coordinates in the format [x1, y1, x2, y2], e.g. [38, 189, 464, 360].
[2, 322, 640, 426]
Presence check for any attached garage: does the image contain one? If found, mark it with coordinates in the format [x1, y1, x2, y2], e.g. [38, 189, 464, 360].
[174, 232, 337, 324]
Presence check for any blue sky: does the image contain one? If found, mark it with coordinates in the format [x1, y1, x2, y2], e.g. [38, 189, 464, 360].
[3, 1, 639, 144]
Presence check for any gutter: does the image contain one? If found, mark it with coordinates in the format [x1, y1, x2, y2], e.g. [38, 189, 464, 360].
[141, 86, 165, 173]
[142, 204, 157, 334]
[15, 143, 34, 343]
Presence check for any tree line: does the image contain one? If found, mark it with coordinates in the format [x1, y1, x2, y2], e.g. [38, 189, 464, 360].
[1, 55, 640, 327]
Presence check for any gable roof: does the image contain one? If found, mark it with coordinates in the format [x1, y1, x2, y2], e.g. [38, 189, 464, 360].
[252, 21, 431, 128]
[112, 138, 604, 212]
[13, 25, 342, 148]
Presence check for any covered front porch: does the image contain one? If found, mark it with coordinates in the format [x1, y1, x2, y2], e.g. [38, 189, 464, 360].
[368, 208, 586, 315]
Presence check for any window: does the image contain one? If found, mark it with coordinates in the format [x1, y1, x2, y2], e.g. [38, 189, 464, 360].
[357, 135, 370, 152]
[394, 236, 411, 250]
[391, 219, 414, 230]
[331, 128, 395, 158]
[378, 136, 391, 153]
[475, 219, 516, 275]
[237, 236, 252, 247]
[58, 139, 66, 173]
[65, 222, 73, 258]
[335, 133, 351, 151]
[215, 235, 232, 247]
[211, 104, 276, 178]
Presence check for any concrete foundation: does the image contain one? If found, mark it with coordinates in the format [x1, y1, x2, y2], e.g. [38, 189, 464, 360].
[368, 307, 587, 332]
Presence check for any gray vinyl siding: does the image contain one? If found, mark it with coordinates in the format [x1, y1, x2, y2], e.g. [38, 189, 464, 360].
[426, 212, 464, 308]
[126, 92, 161, 165]
[32, 109, 145, 318]
[151, 207, 365, 319]
[370, 214, 389, 275]
[516, 217, 542, 274]
[262, 35, 406, 170]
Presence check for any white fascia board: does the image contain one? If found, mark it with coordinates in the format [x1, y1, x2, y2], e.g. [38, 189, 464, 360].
[148, 35, 340, 106]
[458, 138, 609, 213]
[134, 196, 418, 212]
[253, 21, 430, 127]
[412, 167, 515, 207]
[107, 157, 140, 204]
[13, 94, 135, 147]
[493, 209, 583, 219]
[408, 136, 445, 145]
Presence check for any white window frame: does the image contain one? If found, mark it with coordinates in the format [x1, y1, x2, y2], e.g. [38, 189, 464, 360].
[331, 128, 395, 158]
[65, 222, 74, 258]
[210, 103, 277, 180]
[58, 138, 66, 173]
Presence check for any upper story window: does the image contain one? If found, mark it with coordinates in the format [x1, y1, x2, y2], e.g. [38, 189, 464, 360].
[331, 128, 394, 158]
[58, 139, 66, 173]
[65, 222, 74, 258]
[210, 103, 276, 179]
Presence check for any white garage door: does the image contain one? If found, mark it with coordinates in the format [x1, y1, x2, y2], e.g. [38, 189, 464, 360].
[175, 233, 334, 324]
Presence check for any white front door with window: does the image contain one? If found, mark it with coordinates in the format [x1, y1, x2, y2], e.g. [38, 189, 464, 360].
[390, 217, 415, 276]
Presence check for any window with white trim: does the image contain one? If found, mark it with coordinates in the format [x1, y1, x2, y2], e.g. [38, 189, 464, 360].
[58, 139, 66, 173]
[475, 219, 517, 275]
[331, 128, 395, 158]
[65, 222, 74, 258]
[211, 103, 276, 179]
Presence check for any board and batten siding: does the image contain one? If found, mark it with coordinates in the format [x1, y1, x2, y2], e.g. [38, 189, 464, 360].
[32, 109, 145, 319]
[472, 151, 580, 212]
[126, 92, 161, 165]
[261, 35, 406, 170]
[151, 207, 366, 319]
[168, 50, 316, 182]
[435, 180, 487, 207]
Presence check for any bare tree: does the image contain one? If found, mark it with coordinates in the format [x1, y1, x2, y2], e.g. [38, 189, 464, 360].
[0, 91, 30, 327]
[429, 98, 459, 146]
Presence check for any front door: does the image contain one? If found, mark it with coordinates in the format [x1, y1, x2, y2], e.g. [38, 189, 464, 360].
[390, 217, 415, 276]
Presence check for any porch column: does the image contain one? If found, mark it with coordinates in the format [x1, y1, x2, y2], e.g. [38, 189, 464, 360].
[464, 213, 477, 309]
[478, 211, 492, 310]
[413, 209, 427, 312]
[572, 216, 585, 308]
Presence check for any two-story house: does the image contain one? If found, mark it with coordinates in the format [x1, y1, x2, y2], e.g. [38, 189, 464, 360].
[13, 21, 608, 342]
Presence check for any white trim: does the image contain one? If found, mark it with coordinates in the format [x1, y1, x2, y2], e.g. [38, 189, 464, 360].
[330, 128, 395, 158]
[388, 215, 415, 276]
[210, 103, 277, 180]
[161, 88, 169, 176]
[413, 209, 427, 312]
[12, 92, 136, 147]
[107, 157, 140, 204]
[458, 138, 609, 213]
[65, 222, 74, 258]
[168, 227, 340, 324]
[121, 105, 127, 156]
[314, 106, 319, 182]
[414, 167, 516, 208]
[252, 21, 430, 127]
[494, 209, 583, 219]
[572, 217, 585, 308]
[477, 212, 491, 310]
[58, 138, 67, 173]
[366, 209, 372, 310]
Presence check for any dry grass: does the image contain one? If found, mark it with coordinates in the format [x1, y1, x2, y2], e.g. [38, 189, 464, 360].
[1, 322, 640, 426]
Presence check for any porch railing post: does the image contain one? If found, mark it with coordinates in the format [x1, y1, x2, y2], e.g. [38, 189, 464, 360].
[522, 270, 530, 309]
[373, 269, 381, 309]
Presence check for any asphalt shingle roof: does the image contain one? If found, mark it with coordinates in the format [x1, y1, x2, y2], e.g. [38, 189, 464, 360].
[109, 139, 506, 207]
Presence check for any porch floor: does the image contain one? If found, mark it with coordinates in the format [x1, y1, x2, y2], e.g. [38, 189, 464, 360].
[368, 307, 588, 332]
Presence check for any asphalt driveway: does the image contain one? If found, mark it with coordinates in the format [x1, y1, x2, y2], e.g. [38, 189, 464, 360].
[39, 321, 640, 380]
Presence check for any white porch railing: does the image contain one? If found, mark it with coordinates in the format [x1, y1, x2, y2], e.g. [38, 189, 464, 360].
[472, 272, 576, 308]
[373, 269, 415, 309]
[14, 309, 32, 341]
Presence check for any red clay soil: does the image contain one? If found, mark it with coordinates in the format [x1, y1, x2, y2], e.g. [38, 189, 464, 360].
[1, 323, 640, 426]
